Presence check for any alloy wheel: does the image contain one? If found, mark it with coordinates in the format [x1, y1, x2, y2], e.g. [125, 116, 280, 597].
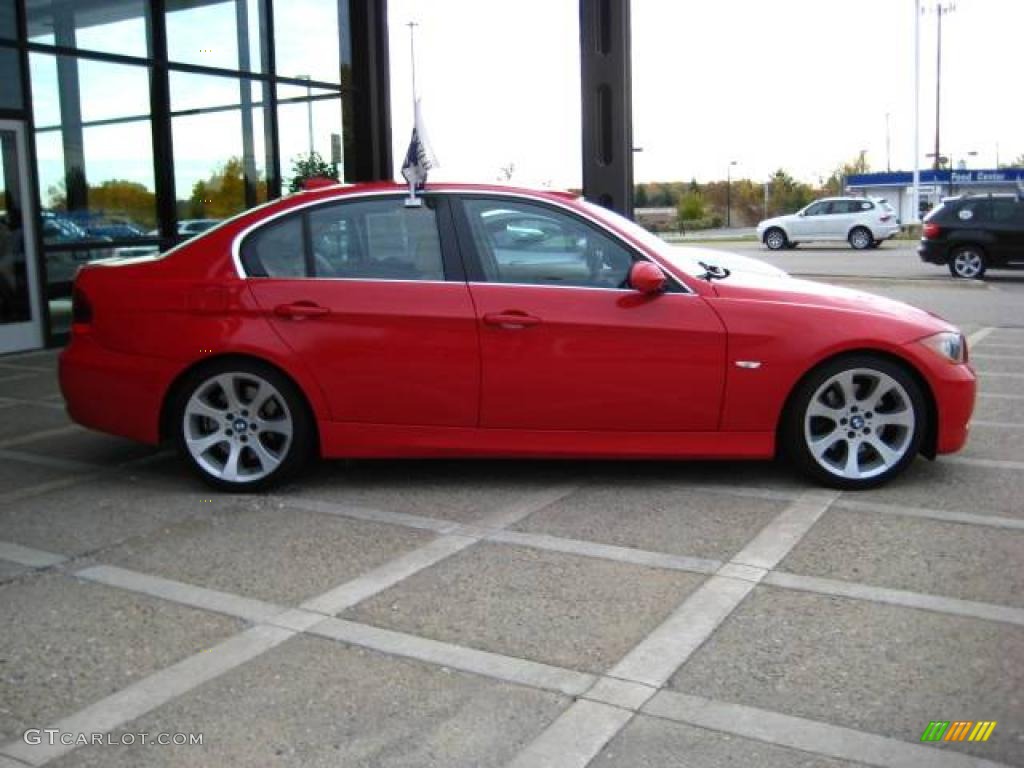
[183, 372, 294, 483]
[802, 368, 916, 481]
[765, 229, 786, 250]
[951, 249, 984, 279]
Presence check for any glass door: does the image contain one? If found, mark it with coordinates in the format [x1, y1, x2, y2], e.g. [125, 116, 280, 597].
[0, 120, 43, 353]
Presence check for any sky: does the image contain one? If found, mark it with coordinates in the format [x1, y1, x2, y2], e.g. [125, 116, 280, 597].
[388, 0, 1024, 187]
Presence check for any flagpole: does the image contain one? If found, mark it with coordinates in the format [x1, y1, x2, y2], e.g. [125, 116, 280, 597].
[405, 21, 420, 204]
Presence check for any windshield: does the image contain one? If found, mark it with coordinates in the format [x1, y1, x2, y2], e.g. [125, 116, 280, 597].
[577, 199, 721, 278]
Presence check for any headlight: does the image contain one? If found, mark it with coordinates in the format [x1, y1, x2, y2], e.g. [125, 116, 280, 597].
[920, 332, 967, 364]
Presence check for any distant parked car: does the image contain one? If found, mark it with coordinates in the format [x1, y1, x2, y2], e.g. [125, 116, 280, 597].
[178, 219, 220, 237]
[918, 193, 1024, 279]
[757, 197, 900, 251]
[86, 222, 146, 240]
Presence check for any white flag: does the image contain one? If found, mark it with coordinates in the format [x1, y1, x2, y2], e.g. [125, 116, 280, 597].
[401, 99, 438, 189]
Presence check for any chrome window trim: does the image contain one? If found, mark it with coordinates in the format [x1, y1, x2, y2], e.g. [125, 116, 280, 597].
[230, 187, 694, 294]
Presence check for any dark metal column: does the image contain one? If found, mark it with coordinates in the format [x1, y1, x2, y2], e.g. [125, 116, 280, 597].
[346, 0, 391, 182]
[147, 0, 177, 243]
[52, 11, 86, 212]
[579, 0, 633, 217]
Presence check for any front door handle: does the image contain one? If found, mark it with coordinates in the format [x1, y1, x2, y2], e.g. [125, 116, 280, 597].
[274, 301, 330, 319]
[483, 311, 542, 329]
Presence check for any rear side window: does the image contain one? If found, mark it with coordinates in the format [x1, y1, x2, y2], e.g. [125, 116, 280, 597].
[952, 199, 990, 223]
[240, 197, 445, 281]
[240, 216, 306, 277]
[989, 199, 1021, 224]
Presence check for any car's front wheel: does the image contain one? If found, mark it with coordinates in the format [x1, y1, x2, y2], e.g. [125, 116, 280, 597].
[764, 228, 787, 250]
[173, 360, 314, 491]
[948, 245, 986, 279]
[848, 227, 873, 250]
[782, 355, 925, 489]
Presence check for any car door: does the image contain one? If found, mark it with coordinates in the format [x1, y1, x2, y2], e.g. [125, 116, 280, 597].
[790, 201, 826, 239]
[452, 194, 727, 432]
[826, 200, 857, 240]
[988, 198, 1024, 265]
[242, 194, 480, 427]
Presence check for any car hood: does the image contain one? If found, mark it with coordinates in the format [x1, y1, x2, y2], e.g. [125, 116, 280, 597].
[665, 245, 788, 278]
[708, 271, 954, 335]
[756, 214, 795, 230]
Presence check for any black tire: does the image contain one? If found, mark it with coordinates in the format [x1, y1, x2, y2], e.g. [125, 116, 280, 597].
[948, 245, 987, 279]
[781, 354, 926, 490]
[764, 228, 788, 250]
[848, 227, 873, 250]
[172, 359, 314, 491]
[868, 240, 881, 249]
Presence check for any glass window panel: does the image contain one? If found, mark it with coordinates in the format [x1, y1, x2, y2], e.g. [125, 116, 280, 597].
[240, 214, 305, 277]
[0, 47, 22, 110]
[166, 0, 264, 73]
[0, 0, 16, 39]
[308, 199, 443, 281]
[26, 0, 149, 58]
[171, 72, 269, 224]
[273, 0, 349, 84]
[277, 82, 343, 189]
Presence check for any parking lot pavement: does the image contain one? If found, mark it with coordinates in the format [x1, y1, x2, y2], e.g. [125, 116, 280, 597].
[1, 281, 1024, 767]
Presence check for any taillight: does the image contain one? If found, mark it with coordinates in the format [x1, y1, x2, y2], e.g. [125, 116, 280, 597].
[72, 287, 93, 325]
[922, 222, 941, 239]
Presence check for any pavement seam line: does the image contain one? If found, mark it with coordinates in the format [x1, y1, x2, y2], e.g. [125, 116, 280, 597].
[504, 490, 839, 768]
[970, 420, 1024, 429]
[641, 690, 1012, 768]
[944, 455, 1024, 471]
[0, 448, 98, 473]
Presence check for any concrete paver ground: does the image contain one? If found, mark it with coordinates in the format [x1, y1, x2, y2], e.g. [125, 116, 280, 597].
[1, 269, 1022, 768]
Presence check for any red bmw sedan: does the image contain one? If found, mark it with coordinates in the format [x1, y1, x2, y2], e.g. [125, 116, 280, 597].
[59, 183, 976, 491]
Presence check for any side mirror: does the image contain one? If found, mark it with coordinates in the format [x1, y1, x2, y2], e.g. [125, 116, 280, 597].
[798, 211, 806, 217]
[628, 261, 667, 295]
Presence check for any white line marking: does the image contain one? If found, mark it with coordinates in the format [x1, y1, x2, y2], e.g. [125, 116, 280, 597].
[607, 575, 756, 688]
[977, 392, 1024, 401]
[835, 499, 1024, 530]
[0, 448, 96, 473]
[505, 700, 634, 768]
[764, 571, 1024, 627]
[286, 498, 458, 534]
[966, 326, 996, 347]
[0, 624, 293, 766]
[300, 534, 478, 615]
[311, 617, 594, 697]
[77, 565, 284, 624]
[971, 420, 1024, 430]
[0, 541, 66, 569]
[0, 425, 80, 450]
[0, 396, 64, 410]
[643, 691, 1009, 768]
[0, 372, 37, 385]
[716, 562, 768, 583]
[945, 456, 1024, 471]
[977, 371, 1024, 379]
[730, 490, 839, 570]
[488, 529, 720, 575]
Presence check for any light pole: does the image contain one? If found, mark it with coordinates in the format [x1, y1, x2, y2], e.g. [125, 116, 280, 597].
[930, 3, 956, 171]
[725, 160, 737, 228]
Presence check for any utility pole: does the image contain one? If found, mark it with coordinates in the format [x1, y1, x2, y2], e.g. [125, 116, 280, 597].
[885, 112, 891, 172]
[725, 160, 737, 228]
[913, 0, 921, 222]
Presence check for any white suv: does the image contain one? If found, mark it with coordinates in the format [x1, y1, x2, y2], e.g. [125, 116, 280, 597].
[757, 197, 900, 250]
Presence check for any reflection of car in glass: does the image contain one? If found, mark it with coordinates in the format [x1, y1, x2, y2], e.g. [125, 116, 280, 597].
[919, 194, 1024, 279]
[757, 197, 900, 250]
[86, 222, 145, 240]
[178, 219, 220, 237]
[60, 183, 975, 493]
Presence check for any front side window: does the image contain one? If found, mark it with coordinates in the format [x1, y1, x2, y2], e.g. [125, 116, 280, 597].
[804, 202, 825, 216]
[462, 198, 635, 288]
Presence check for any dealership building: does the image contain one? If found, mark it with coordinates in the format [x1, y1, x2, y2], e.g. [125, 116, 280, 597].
[0, 0, 392, 354]
[846, 168, 1024, 223]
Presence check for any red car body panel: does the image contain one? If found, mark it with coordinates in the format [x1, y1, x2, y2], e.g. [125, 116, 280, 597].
[58, 182, 976, 467]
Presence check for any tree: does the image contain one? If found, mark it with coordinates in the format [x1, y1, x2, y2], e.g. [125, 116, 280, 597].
[634, 184, 648, 208]
[287, 151, 338, 193]
[822, 154, 871, 196]
[677, 190, 704, 222]
[998, 153, 1024, 169]
[767, 169, 814, 216]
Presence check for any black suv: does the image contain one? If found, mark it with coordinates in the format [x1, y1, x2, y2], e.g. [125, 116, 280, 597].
[919, 193, 1024, 278]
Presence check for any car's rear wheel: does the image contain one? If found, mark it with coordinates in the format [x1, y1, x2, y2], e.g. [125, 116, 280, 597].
[782, 355, 925, 490]
[764, 228, 787, 250]
[174, 360, 313, 491]
[948, 246, 986, 279]
[848, 227, 873, 250]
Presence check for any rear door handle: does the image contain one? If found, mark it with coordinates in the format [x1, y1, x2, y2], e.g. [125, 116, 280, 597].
[274, 301, 330, 319]
[483, 311, 542, 329]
